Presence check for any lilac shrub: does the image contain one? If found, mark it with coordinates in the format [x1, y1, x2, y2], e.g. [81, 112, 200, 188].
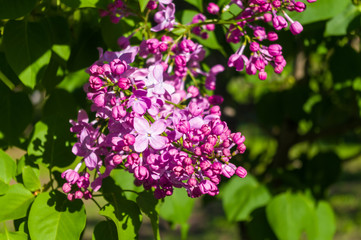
[62, 0, 317, 200]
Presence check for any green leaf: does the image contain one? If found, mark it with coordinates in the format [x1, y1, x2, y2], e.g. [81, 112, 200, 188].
[27, 121, 48, 159]
[100, 16, 135, 50]
[137, 191, 160, 240]
[22, 166, 41, 192]
[159, 188, 195, 238]
[0, 0, 38, 19]
[313, 201, 336, 240]
[0, 184, 34, 222]
[221, 175, 271, 222]
[0, 231, 28, 240]
[100, 177, 143, 239]
[110, 169, 144, 201]
[185, 0, 203, 12]
[139, 0, 149, 12]
[324, 3, 361, 36]
[0, 52, 21, 90]
[44, 16, 71, 62]
[92, 221, 118, 240]
[28, 191, 86, 240]
[3, 20, 52, 89]
[0, 179, 9, 195]
[289, 0, 350, 25]
[0, 150, 16, 184]
[266, 192, 315, 240]
[61, 0, 104, 8]
[0, 84, 33, 144]
[99, 202, 143, 240]
[57, 68, 88, 92]
[181, 10, 198, 25]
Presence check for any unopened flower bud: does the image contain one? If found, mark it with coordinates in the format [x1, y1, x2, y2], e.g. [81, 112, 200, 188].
[207, 3, 219, 14]
[236, 166, 247, 178]
[290, 21, 303, 35]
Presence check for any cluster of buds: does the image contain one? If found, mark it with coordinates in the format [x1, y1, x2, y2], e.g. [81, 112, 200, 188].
[63, 45, 247, 200]
[99, 0, 128, 23]
[63, 0, 316, 200]
[100, 0, 316, 81]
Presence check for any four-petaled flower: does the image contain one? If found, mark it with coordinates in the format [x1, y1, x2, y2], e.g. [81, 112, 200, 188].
[134, 117, 168, 152]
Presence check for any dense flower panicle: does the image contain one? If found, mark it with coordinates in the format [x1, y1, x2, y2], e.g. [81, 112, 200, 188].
[65, 0, 316, 200]
[64, 45, 247, 200]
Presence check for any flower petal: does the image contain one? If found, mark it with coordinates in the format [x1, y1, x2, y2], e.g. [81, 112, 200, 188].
[134, 117, 150, 134]
[84, 152, 98, 170]
[189, 117, 204, 129]
[149, 135, 167, 150]
[149, 119, 167, 135]
[134, 134, 149, 152]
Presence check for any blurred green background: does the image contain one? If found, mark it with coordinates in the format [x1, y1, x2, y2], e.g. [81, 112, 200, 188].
[1, 0, 361, 239]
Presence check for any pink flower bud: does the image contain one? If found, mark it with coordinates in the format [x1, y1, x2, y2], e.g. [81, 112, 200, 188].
[147, 0, 157, 10]
[272, 0, 282, 7]
[188, 178, 197, 187]
[208, 95, 224, 105]
[124, 134, 135, 145]
[274, 64, 284, 74]
[255, 59, 265, 70]
[195, 147, 202, 156]
[201, 142, 214, 154]
[222, 164, 236, 178]
[62, 183, 72, 193]
[112, 105, 126, 120]
[74, 190, 84, 199]
[110, 59, 127, 75]
[263, 13, 272, 22]
[207, 3, 219, 15]
[159, 42, 168, 52]
[117, 77, 131, 89]
[177, 120, 190, 134]
[187, 85, 199, 97]
[267, 31, 278, 41]
[113, 155, 123, 165]
[174, 55, 186, 66]
[236, 166, 247, 178]
[290, 21, 303, 35]
[268, 44, 282, 56]
[188, 101, 203, 116]
[294, 2, 306, 12]
[259, 71, 267, 81]
[134, 166, 149, 181]
[233, 132, 245, 145]
[83, 190, 92, 199]
[237, 143, 247, 154]
[89, 76, 103, 89]
[212, 162, 222, 174]
[67, 193, 75, 201]
[206, 24, 215, 31]
[274, 55, 284, 64]
[200, 160, 212, 170]
[250, 42, 260, 52]
[210, 105, 221, 116]
[246, 63, 257, 75]
[183, 139, 192, 149]
[185, 165, 194, 175]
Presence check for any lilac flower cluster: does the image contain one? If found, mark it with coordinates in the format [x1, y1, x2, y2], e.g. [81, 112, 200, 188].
[99, 0, 128, 24]
[63, 0, 316, 200]
[100, 0, 316, 81]
[222, 0, 316, 80]
[63, 45, 247, 200]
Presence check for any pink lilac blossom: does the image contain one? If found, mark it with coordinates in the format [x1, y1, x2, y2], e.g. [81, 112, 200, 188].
[64, 0, 318, 200]
[63, 46, 247, 200]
